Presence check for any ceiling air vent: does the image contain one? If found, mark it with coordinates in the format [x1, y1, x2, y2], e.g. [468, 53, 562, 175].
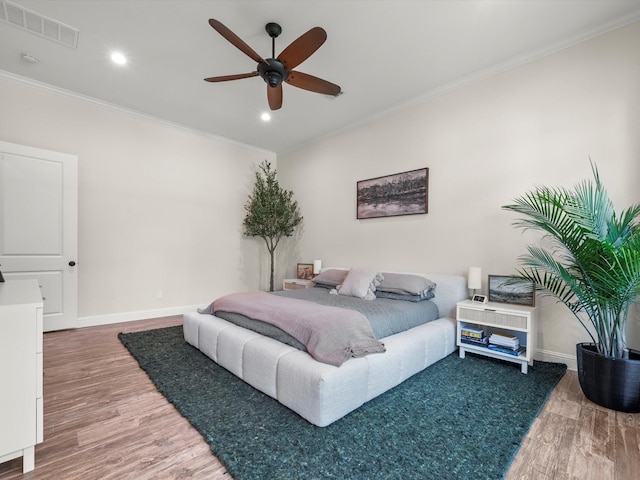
[0, 0, 79, 48]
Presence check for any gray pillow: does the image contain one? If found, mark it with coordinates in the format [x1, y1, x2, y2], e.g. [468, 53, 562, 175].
[375, 290, 435, 302]
[377, 273, 436, 298]
[312, 269, 348, 288]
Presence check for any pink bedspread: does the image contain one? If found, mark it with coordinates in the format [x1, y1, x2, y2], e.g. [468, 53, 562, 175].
[210, 291, 385, 366]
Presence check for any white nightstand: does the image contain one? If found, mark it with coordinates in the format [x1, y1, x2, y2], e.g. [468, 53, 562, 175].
[456, 299, 537, 374]
[282, 278, 314, 290]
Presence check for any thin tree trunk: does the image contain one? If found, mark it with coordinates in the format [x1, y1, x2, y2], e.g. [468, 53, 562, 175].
[269, 248, 275, 292]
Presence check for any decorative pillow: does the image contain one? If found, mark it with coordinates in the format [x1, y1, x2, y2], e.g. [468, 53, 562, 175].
[337, 268, 384, 300]
[375, 290, 435, 302]
[377, 273, 436, 298]
[312, 269, 348, 288]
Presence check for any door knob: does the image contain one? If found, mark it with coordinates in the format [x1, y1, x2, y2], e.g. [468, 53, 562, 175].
[69, 261, 76, 267]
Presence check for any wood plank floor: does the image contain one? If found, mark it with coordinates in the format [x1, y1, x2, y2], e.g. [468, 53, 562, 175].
[1, 316, 638, 479]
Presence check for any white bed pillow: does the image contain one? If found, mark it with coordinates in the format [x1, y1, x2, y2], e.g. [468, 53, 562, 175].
[337, 268, 383, 300]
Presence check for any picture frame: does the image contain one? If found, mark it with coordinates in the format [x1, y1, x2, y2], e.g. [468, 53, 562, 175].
[488, 275, 535, 306]
[357, 168, 428, 219]
[296, 263, 314, 280]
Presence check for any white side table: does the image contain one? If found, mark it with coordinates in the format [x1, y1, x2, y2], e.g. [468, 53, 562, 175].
[282, 279, 314, 291]
[456, 299, 537, 374]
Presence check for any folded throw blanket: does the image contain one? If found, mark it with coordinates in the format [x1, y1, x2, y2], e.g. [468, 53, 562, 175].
[203, 291, 386, 366]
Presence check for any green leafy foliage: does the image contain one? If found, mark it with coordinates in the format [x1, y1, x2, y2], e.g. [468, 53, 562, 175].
[243, 161, 303, 291]
[503, 163, 640, 358]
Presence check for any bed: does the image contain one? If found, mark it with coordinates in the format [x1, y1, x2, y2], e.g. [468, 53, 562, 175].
[183, 269, 467, 427]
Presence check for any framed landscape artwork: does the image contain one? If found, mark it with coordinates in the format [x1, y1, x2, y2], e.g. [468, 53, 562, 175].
[297, 263, 314, 280]
[357, 168, 428, 219]
[488, 275, 536, 306]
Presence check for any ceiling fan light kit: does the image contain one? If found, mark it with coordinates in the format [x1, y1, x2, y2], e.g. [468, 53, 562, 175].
[205, 19, 341, 110]
[257, 59, 287, 88]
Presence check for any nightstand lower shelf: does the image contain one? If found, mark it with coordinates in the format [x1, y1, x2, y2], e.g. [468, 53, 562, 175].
[458, 343, 530, 374]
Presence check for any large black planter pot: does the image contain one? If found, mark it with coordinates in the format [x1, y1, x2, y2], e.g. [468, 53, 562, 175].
[576, 343, 640, 413]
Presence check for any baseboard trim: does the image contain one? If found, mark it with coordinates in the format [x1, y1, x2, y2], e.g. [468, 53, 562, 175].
[78, 304, 202, 328]
[535, 349, 577, 371]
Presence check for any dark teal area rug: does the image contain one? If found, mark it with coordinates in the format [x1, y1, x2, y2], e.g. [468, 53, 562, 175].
[119, 326, 566, 480]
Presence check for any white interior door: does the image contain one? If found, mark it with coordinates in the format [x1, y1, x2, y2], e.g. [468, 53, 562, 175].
[0, 141, 78, 331]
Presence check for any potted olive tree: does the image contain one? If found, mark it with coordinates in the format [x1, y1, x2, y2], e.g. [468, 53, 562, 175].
[243, 160, 303, 292]
[503, 163, 640, 412]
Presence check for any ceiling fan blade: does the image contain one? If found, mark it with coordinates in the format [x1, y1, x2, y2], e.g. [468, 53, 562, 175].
[267, 84, 283, 110]
[204, 72, 259, 82]
[286, 71, 341, 96]
[277, 27, 327, 70]
[209, 19, 268, 65]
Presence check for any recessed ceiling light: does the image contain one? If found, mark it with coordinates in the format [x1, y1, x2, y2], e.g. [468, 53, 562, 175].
[110, 51, 127, 65]
[261, 112, 271, 122]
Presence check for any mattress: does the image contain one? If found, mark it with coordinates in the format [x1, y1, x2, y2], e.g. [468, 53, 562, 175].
[183, 272, 467, 427]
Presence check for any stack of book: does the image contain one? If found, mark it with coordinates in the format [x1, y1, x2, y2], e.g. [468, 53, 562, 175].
[460, 325, 488, 347]
[488, 332, 523, 356]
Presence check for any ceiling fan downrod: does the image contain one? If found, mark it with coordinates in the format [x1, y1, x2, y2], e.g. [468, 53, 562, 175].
[261, 22, 286, 88]
[265, 22, 282, 57]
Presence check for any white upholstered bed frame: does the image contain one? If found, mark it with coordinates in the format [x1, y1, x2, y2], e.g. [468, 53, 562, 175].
[183, 272, 467, 427]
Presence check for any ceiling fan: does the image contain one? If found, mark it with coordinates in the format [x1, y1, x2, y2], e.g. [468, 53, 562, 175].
[204, 19, 341, 110]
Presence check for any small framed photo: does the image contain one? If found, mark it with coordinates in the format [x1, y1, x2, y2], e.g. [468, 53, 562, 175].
[296, 263, 314, 280]
[488, 275, 535, 306]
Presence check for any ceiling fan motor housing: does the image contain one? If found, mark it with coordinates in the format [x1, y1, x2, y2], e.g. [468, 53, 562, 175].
[258, 58, 288, 88]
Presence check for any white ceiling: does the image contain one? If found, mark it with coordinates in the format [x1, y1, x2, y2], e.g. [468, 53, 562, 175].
[2, 1, 640, 154]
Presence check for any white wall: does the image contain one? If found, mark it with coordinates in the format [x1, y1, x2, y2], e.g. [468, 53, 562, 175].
[1, 21, 638, 363]
[0, 76, 275, 325]
[278, 21, 640, 366]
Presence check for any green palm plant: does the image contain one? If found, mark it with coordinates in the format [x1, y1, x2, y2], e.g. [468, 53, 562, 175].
[502, 164, 640, 359]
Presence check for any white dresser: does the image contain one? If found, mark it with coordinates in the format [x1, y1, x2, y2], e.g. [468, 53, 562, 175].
[0, 280, 44, 473]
